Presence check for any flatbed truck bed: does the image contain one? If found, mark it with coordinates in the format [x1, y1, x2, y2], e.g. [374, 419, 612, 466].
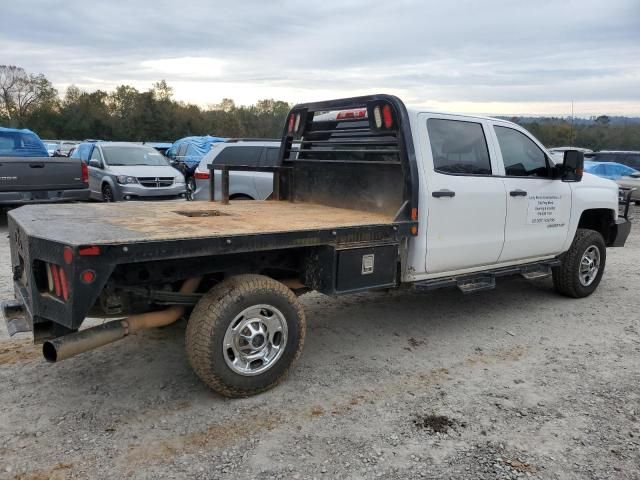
[10, 200, 398, 245]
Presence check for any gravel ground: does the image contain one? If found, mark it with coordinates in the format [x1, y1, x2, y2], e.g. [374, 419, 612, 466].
[0, 207, 638, 480]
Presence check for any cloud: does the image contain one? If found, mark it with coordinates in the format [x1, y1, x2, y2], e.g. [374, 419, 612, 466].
[1, 0, 639, 115]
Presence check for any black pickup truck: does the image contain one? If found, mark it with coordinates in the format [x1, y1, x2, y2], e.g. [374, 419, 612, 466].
[0, 128, 89, 205]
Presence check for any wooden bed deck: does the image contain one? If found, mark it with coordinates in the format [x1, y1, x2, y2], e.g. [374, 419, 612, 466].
[11, 200, 395, 245]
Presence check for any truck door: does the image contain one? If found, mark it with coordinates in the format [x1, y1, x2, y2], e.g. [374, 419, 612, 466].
[419, 115, 507, 273]
[490, 123, 571, 262]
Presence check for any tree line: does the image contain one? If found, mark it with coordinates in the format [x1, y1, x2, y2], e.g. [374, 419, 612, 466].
[1, 65, 639, 150]
[0, 66, 291, 141]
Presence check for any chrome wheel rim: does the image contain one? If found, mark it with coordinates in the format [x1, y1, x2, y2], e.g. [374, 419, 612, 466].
[579, 245, 600, 286]
[223, 304, 288, 376]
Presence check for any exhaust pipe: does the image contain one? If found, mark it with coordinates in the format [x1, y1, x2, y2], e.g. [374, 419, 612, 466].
[43, 277, 202, 363]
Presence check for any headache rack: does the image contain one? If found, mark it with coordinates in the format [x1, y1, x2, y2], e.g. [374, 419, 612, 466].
[210, 94, 419, 223]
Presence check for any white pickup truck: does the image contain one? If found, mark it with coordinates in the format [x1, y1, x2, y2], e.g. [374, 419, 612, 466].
[3, 94, 631, 397]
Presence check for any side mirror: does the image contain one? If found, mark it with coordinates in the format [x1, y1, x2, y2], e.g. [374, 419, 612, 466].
[561, 150, 584, 182]
[88, 159, 102, 169]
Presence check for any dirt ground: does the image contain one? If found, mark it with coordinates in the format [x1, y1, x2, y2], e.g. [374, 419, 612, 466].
[0, 207, 638, 480]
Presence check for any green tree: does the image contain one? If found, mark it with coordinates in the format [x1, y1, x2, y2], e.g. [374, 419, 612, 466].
[0, 65, 58, 127]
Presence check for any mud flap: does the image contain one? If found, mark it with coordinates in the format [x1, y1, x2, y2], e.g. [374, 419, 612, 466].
[1, 300, 30, 336]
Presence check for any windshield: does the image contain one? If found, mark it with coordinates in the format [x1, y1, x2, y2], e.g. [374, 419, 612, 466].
[101, 146, 169, 166]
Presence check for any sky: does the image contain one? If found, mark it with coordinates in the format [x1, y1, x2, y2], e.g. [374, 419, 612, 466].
[1, 0, 639, 116]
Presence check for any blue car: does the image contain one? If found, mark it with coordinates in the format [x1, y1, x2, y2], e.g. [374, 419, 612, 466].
[166, 135, 225, 198]
[0, 127, 49, 157]
[584, 160, 638, 180]
[584, 160, 640, 204]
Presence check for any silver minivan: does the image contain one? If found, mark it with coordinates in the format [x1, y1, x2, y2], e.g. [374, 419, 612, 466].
[192, 140, 280, 201]
[82, 142, 186, 202]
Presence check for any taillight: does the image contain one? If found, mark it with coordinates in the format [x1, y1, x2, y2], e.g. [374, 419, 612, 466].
[194, 171, 210, 180]
[39, 261, 72, 302]
[287, 110, 305, 135]
[382, 104, 393, 129]
[81, 161, 89, 184]
[58, 268, 70, 301]
[369, 103, 395, 130]
[288, 113, 295, 134]
[50, 264, 62, 297]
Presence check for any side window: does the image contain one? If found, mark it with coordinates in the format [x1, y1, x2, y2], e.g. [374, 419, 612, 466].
[177, 144, 189, 158]
[75, 144, 92, 161]
[213, 146, 263, 166]
[427, 119, 492, 175]
[494, 126, 549, 177]
[90, 148, 102, 162]
[624, 154, 640, 170]
[262, 148, 280, 167]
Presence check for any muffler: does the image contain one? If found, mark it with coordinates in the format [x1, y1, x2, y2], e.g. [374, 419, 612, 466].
[43, 277, 202, 363]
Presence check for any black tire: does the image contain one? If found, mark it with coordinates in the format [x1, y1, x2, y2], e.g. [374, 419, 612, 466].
[230, 194, 253, 200]
[634, 200, 640, 206]
[185, 274, 306, 397]
[552, 228, 606, 298]
[102, 184, 115, 202]
[186, 177, 196, 201]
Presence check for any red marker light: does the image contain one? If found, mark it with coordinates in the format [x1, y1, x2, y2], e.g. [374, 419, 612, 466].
[194, 171, 210, 180]
[81, 270, 96, 284]
[382, 104, 393, 129]
[79, 246, 100, 256]
[63, 247, 73, 265]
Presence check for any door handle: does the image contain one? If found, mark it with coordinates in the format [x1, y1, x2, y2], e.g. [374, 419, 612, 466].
[29, 163, 45, 168]
[432, 189, 456, 198]
[509, 189, 527, 197]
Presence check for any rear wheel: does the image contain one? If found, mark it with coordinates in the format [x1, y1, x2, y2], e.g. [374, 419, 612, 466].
[553, 228, 606, 298]
[186, 177, 196, 201]
[185, 274, 306, 397]
[102, 184, 115, 202]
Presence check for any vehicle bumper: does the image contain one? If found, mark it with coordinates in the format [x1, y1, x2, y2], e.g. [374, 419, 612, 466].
[0, 188, 90, 206]
[118, 183, 186, 200]
[610, 218, 631, 247]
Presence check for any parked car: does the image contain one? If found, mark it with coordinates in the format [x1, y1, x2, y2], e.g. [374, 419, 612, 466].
[584, 160, 640, 204]
[0, 127, 89, 205]
[548, 147, 593, 162]
[192, 139, 280, 201]
[586, 151, 640, 170]
[72, 142, 186, 202]
[166, 136, 225, 198]
[43, 142, 58, 156]
[142, 142, 173, 156]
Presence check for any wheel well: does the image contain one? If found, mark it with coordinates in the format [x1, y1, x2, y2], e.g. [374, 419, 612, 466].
[230, 193, 254, 200]
[577, 209, 614, 244]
